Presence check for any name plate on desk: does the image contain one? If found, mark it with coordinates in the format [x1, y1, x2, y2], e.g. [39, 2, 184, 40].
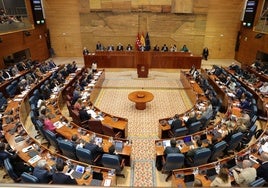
[28, 155, 41, 165]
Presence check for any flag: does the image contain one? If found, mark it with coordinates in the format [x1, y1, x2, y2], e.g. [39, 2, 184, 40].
[140, 32, 145, 47]
[135, 32, 141, 51]
[145, 32, 151, 51]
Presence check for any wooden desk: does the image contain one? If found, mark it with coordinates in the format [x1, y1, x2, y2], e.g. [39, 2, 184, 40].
[158, 71, 207, 139]
[128, 91, 154, 110]
[84, 51, 202, 69]
[2, 70, 117, 186]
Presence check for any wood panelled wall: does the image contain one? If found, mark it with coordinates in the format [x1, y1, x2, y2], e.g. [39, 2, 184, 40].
[235, 0, 268, 65]
[43, 0, 244, 59]
[0, 0, 49, 69]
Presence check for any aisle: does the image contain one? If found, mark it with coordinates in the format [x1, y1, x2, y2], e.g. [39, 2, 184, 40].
[94, 70, 193, 186]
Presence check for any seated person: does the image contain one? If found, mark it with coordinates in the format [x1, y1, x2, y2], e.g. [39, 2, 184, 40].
[107, 45, 114, 51]
[257, 152, 268, 182]
[238, 98, 251, 111]
[126, 44, 133, 51]
[180, 44, 189, 52]
[52, 158, 77, 184]
[84, 142, 104, 159]
[232, 159, 256, 187]
[259, 82, 268, 94]
[116, 43, 124, 51]
[79, 105, 91, 122]
[161, 44, 168, 52]
[170, 114, 183, 132]
[43, 115, 56, 132]
[184, 111, 197, 127]
[170, 44, 177, 52]
[108, 145, 123, 164]
[210, 165, 232, 187]
[164, 138, 181, 157]
[74, 98, 82, 111]
[185, 140, 203, 159]
[153, 45, 160, 51]
[33, 159, 53, 183]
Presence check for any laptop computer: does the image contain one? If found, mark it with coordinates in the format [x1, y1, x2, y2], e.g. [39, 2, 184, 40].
[162, 140, 171, 147]
[115, 141, 124, 152]
[90, 171, 103, 186]
[183, 136, 194, 146]
[71, 165, 85, 179]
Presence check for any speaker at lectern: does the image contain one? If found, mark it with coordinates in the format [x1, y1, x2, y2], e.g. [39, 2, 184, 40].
[137, 64, 148, 78]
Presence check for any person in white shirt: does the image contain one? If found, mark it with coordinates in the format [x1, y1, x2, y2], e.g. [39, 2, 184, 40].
[259, 82, 268, 94]
[91, 62, 97, 73]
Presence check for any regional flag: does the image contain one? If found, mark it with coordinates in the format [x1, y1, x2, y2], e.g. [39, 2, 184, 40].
[135, 33, 141, 51]
[145, 32, 151, 51]
[140, 32, 145, 47]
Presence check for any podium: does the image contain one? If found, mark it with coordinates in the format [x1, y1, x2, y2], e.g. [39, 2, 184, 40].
[137, 64, 148, 78]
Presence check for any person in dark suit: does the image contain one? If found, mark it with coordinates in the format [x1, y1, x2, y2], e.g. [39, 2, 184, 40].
[126, 44, 133, 51]
[161, 44, 168, 52]
[116, 43, 124, 51]
[184, 111, 197, 127]
[79, 105, 91, 122]
[202, 47, 209, 60]
[108, 145, 123, 164]
[96, 41, 104, 51]
[33, 159, 53, 183]
[52, 158, 77, 184]
[164, 138, 180, 157]
[257, 152, 268, 182]
[82, 47, 89, 55]
[186, 140, 203, 159]
[84, 142, 104, 160]
[170, 114, 183, 132]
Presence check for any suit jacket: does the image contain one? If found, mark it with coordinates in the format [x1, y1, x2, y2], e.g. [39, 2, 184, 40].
[171, 119, 183, 132]
[257, 161, 268, 181]
[33, 167, 52, 183]
[185, 116, 197, 127]
[79, 109, 91, 122]
[164, 146, 180, 156]
[52, 172, 77, 184]
[233, 167, 256, 186]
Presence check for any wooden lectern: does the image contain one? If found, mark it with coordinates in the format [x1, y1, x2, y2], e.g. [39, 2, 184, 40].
[137, 64, 148, 78]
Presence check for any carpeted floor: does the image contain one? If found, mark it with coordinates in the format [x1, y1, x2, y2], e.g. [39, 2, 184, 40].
[94, 70, 193, 187]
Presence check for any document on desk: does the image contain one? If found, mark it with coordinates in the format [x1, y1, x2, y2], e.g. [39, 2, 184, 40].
[54, 121, 64, 129]
[28, 155, 41, 165]
[104, 179, 111, 186]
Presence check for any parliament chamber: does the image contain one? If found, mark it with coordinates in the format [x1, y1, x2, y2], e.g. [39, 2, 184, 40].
[0, 0, 268, 187]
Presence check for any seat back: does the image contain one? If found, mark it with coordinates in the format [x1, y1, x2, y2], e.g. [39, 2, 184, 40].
[192, 148, 211, 166]
[226, 132, 243, 152]
[102, 124, 116, 137]
[87, 120, 103, 134]
[174, 127, 188, 137]
[21, 172, 39, 183]
[188, 121, 202, 134]
[249, 178, 266, 187]
[210, 141, 227, 162]
[5, 85, 14, 98]
[4, 158, 19, 181]
[76, 147, 93, 164]
[58, 139, 77, 160]
[163, 153, 184, 172]
[102, 154, 122, 174]
[44, 130, 59, 150]
[36, 119, 47, 140]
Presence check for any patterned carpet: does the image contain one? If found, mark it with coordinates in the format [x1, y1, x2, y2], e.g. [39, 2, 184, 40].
[94, 70, 193, 187]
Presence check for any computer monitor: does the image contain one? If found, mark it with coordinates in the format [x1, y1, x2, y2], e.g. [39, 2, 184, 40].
[115, 141, 123, 152]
